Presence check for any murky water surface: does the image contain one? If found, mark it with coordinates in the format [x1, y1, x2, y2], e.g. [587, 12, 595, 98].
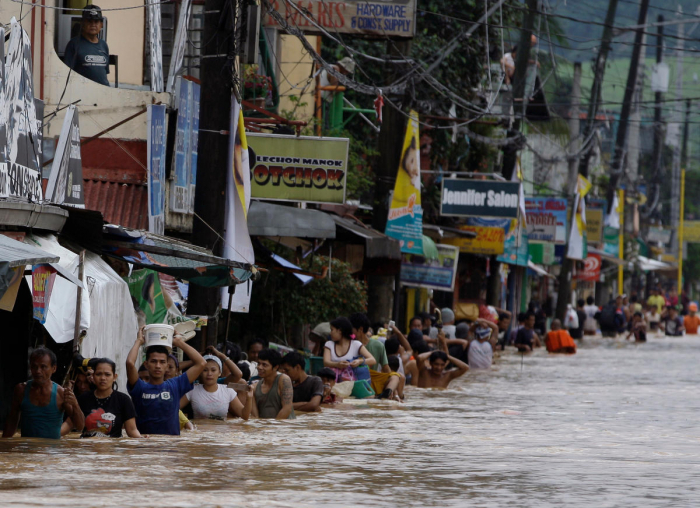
[2, 335, 700, 507]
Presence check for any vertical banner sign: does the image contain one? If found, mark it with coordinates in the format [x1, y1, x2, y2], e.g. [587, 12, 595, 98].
[147, 2, 164, 92]
[2, 20, 43, 201]
[586, 198, 606, 244]
[401, 244, 459, 291]
[147, 105, 167, 234]
[189, 82, 200, 213]
[126, 269, 167, 324]
[221, 101, 255, 312]
[567, 193, 587, 260]
[32, 265, 57, 324]
[385, 110, 423, 255]
[170, 77, 191, 213]
[524, 197, 567, 244]
[166, 0, 192, 93]
[45, 105, 84, 207]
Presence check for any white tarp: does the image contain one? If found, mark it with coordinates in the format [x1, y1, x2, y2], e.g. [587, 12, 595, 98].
[25, 235, 138, 392]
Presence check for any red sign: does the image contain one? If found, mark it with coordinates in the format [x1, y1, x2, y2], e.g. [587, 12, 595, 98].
[577, 253, 601, 282]
[32, 265, 57, 324]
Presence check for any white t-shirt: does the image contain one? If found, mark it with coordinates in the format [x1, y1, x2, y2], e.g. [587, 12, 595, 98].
[443, 324, 456, 339]
[325, 340, 363, 363]
[185, 384, 237, 420]
[583, 304, 599, 332]
[646, 311, 660, 324]
[468, 339, 493, 369]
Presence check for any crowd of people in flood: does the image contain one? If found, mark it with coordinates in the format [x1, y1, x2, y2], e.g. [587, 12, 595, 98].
[3, 289, 696, 440]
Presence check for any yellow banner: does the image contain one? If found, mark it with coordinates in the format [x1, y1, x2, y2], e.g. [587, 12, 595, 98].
[683, 220, 700, 243]
[441, 226, 505, 255]
[586, 207, 604, 244]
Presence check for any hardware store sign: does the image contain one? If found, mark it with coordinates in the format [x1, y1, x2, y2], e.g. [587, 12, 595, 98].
[441, 179, 521, 219]
[263, 0, 417, 38]
[248, 133, 349, 204]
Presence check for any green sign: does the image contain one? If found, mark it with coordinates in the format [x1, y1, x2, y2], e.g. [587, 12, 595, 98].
[248, 133, 349, 204]
[603, 226, 619, 257]
[126, 269, 167, 325]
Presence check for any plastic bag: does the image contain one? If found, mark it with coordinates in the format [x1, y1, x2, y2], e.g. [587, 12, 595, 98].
[334, 366, 356, 383]
[351, 357, 371, 381]
[564, 305, 579, 329]
[332, 380, 355, 398]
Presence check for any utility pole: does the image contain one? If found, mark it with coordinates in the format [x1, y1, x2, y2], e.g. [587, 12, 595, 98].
[604, 0, 651, 212]
[370, 40, 411, 324]
[501, 0, 538, 181]
[555, 0, 619, 321]
[577, 0, 620, 179]
[648, 16, 665, 220]
[670, 6, 684, 257]
[626, 28, 647, 185]
[190, 0, 234, 329]
[567, 62, 582, 190]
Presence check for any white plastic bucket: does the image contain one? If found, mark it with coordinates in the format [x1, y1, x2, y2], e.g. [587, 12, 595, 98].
[143, 324, 175, 350]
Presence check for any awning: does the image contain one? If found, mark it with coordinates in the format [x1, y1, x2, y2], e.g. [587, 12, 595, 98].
[331, 215, 401, 260]
[248, 201, 336, 239]
[101, 225, 257, 288]
[528, 260, 555, 278]
[636, 255, 674, 272]
[588, 248, 626, 266]
[0, 234, 59, 267]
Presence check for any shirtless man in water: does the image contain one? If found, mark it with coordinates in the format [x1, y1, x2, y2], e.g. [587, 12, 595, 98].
[417, 334, 469, 388]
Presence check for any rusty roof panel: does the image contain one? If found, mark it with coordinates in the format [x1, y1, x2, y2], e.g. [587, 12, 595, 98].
[83, 180, 148, 230]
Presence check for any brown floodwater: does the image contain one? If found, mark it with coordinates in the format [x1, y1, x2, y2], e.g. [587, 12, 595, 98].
[2, 334, 700, 507]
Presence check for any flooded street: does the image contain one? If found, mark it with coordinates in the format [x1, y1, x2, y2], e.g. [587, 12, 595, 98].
[2, 335, 700, 507]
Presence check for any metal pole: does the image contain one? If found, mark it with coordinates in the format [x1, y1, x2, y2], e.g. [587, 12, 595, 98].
[72, 250, 86, 352]
[224, 285, 235, 342]
[678, 169, 685, 296]
[618, 190, 624, 295]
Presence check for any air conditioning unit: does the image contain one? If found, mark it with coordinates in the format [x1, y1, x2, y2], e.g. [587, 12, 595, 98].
[56, 14, 108, 58]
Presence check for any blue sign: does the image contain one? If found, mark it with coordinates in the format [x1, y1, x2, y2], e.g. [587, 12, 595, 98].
[401, 244, 459, 292]
[170, 77, 201, 214]
[524, 197, 568, 244]
[496, 220, 530, 266]
[148, 105, 167, 234]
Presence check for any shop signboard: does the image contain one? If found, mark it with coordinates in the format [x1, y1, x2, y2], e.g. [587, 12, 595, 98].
[441, 225, 505, 255]
[147, 105, 167, 234]
[524, 197, 567, 244]
[32, 265, 57, 324]
[647, 227, 672, 244]
[529, 243, 555, 265]
[441, 179, 521, 219]
[385, 110, 423, 254]
[586, 198, 606, 244]
[170, 77, 200, 214]
[248, 133, 349, 204]
[603, 226, 619, 257]
[682, 220, 700, 243]
[401, 244, 459, 292]
[263, 0, 417, 38]
[577, 253, 601, 282]
[496, 220, 529, 266]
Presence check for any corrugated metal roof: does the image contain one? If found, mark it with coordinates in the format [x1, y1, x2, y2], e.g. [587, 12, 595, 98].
[83, 180, 148, 230]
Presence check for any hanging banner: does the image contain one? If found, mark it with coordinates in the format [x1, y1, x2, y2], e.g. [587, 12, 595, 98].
[32, 265, 57, 324]
[0, 264, 25, 312]
[146, 1, 164, 92]
[147, 105, 167, 234]
[221, 101, 255, 312]
[126, 269, 168, 325]
[529, 243, 556, 265]
[166, 0, 192, 93]
[441, 179, 521, 219]
[524, 197, 567, 244]
[586, 198, 606, 244]
[170, 77, 200, 214]
[263, 0, 417, 38]
[577, 253, 602, 282]
[441, 225, 505, 255]
[385, 110, 423, 254]
[567, 193, 587, 260]
[1, 21, 43, 202]
[45, 105, 84, 207]
[401, 244, 459, 292]
[248, 133, 349, 204]
[496, 220, 529, 266]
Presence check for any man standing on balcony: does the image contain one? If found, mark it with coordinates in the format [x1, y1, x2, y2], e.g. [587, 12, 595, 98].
[64, 5, 110, 87]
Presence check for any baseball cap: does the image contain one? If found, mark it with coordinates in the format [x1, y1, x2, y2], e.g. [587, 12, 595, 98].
[203, 354, 222, 372]
[83, 4, 103, 21]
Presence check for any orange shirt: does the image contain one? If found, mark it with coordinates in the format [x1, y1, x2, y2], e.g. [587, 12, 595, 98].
[684, 315, 700, 334]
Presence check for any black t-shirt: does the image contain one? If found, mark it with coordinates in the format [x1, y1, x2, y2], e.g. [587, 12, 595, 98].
[63, 35, 110, 86]
[570, 310, 587, 339]
[293, 375, 324, 403]
[78, 390, 137, 438]
[515, 328, 534, 347]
